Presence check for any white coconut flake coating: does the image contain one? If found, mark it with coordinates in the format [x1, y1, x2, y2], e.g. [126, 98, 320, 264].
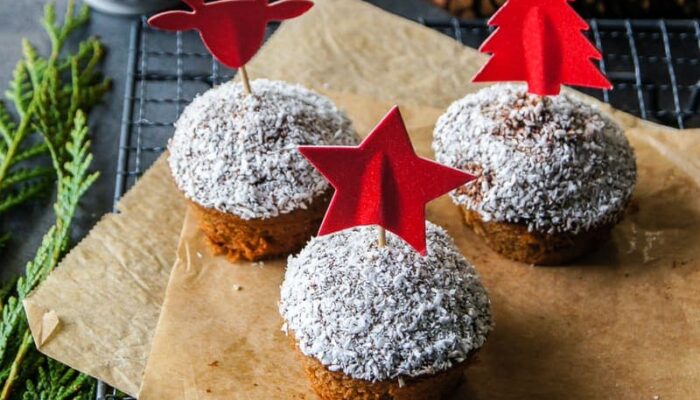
[168, 79, 358, 219]
[279, 223, 492, 382]
[433, 84, 637, 235]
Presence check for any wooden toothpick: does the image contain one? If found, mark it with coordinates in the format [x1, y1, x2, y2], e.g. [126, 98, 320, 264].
[378, 226, 386, 248]
[239, 65, 252, 95]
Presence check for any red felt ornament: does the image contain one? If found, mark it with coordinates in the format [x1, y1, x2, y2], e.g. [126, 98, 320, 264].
[472, 0, 612, 96]
[299, 106, 475, 255]
[148, 0, 313, 69]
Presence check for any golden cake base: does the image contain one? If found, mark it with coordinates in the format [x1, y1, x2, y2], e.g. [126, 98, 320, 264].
[290, 337, 470, 400]
[460, 207, 615, 265]
[190, 193, 330, 262]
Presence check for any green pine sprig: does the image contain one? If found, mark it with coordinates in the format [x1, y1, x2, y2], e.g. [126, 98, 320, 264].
[0, 111, 98, 399]
[22, 359, 95, 400]
[0, 0, 109, 246]
[0, 1, 110, 398]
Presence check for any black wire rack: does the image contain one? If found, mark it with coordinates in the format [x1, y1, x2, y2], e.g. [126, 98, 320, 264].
[97, 15, 700, 400]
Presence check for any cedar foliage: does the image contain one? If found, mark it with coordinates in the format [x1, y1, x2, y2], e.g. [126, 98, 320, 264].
[0, 0, 109, 247]
[0, 1, 109, 398]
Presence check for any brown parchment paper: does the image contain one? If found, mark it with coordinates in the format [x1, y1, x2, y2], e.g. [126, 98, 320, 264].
[23, 156, 186, 396]
[24, 0, 700, 397]
[138, 93, 700, 400]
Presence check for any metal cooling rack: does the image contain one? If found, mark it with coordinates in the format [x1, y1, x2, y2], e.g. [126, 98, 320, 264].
[98, 15, 700, 400]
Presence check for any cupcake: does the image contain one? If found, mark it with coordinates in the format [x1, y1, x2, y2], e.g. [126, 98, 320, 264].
[280, 222, 492, 400]
[169, 79, 358, 261]
[433, 84, 637, 265]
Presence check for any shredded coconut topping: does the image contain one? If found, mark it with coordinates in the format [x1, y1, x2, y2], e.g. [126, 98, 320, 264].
[280, 223, 492, 381]
[433, 84, 637, 234]
[169, 79, 358, 219]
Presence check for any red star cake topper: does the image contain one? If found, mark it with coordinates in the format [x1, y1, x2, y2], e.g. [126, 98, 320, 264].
[148, 0, 313, 93]
[472, 0, 612, 96]
[299, 107, 475, 255]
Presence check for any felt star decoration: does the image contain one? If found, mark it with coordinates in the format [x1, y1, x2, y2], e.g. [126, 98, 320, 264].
[472, 0, 612, 95]
[299, 106, 475, 255]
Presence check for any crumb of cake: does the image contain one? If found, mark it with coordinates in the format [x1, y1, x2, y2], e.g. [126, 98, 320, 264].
[280, 222, 492, 382]
[169, 79, 358, 220]
[433, 84, 636, 235]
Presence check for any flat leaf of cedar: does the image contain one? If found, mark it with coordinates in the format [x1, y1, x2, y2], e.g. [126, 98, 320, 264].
[6, 62, 33, 117]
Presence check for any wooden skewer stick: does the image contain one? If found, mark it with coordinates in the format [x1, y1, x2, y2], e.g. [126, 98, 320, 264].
[239, 65, 252, 95]
[378, 226, 386, 248]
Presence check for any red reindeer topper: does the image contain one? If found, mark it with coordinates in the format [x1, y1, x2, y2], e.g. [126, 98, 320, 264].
[299, 107, 475, 255]
[148, 0, 312, 69]
[472, 0, 612, 96]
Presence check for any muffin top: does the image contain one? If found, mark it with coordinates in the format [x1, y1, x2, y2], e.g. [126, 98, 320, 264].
[279, 222, 492, 382]
[169, 79, 357, 219]
[433, 84, 637, 235]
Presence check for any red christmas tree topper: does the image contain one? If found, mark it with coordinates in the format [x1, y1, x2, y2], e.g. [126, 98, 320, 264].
[472, 0, 612, 96]
[299, 106, 475, 255]
[148, 0, 313, 69]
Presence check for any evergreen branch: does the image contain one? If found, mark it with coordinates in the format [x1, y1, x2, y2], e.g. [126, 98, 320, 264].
[79, 79, 111, 108]
[0, 103, 15, 148]
[0, 278, 17, 314]
[0, 331, 31, 399]
[42, 2, 90, 62]
[22, 359, 94, 400]
[0, 2, 107, 398]
[0, 111, 98, 399]
[21, 40, 46, 93]
[0, 0, 109, 245]
[57, 38, 104, 85]
[5, 62, 32, 118]
[10, 143, 48, 167]
[0, 179, 51, 213]
[41, 5, 59, 61]
[0, 167, 53, 191]
[78, 39, 104, 84]
[0, 295, 24, 367]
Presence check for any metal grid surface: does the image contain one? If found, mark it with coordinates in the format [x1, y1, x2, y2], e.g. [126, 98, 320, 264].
[98, 16, 700, 400]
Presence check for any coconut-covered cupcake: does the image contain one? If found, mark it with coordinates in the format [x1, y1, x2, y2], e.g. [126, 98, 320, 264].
[280, 222, 492, 400]
[433, 84, 637, 265]
[169, 79, 358, 261]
